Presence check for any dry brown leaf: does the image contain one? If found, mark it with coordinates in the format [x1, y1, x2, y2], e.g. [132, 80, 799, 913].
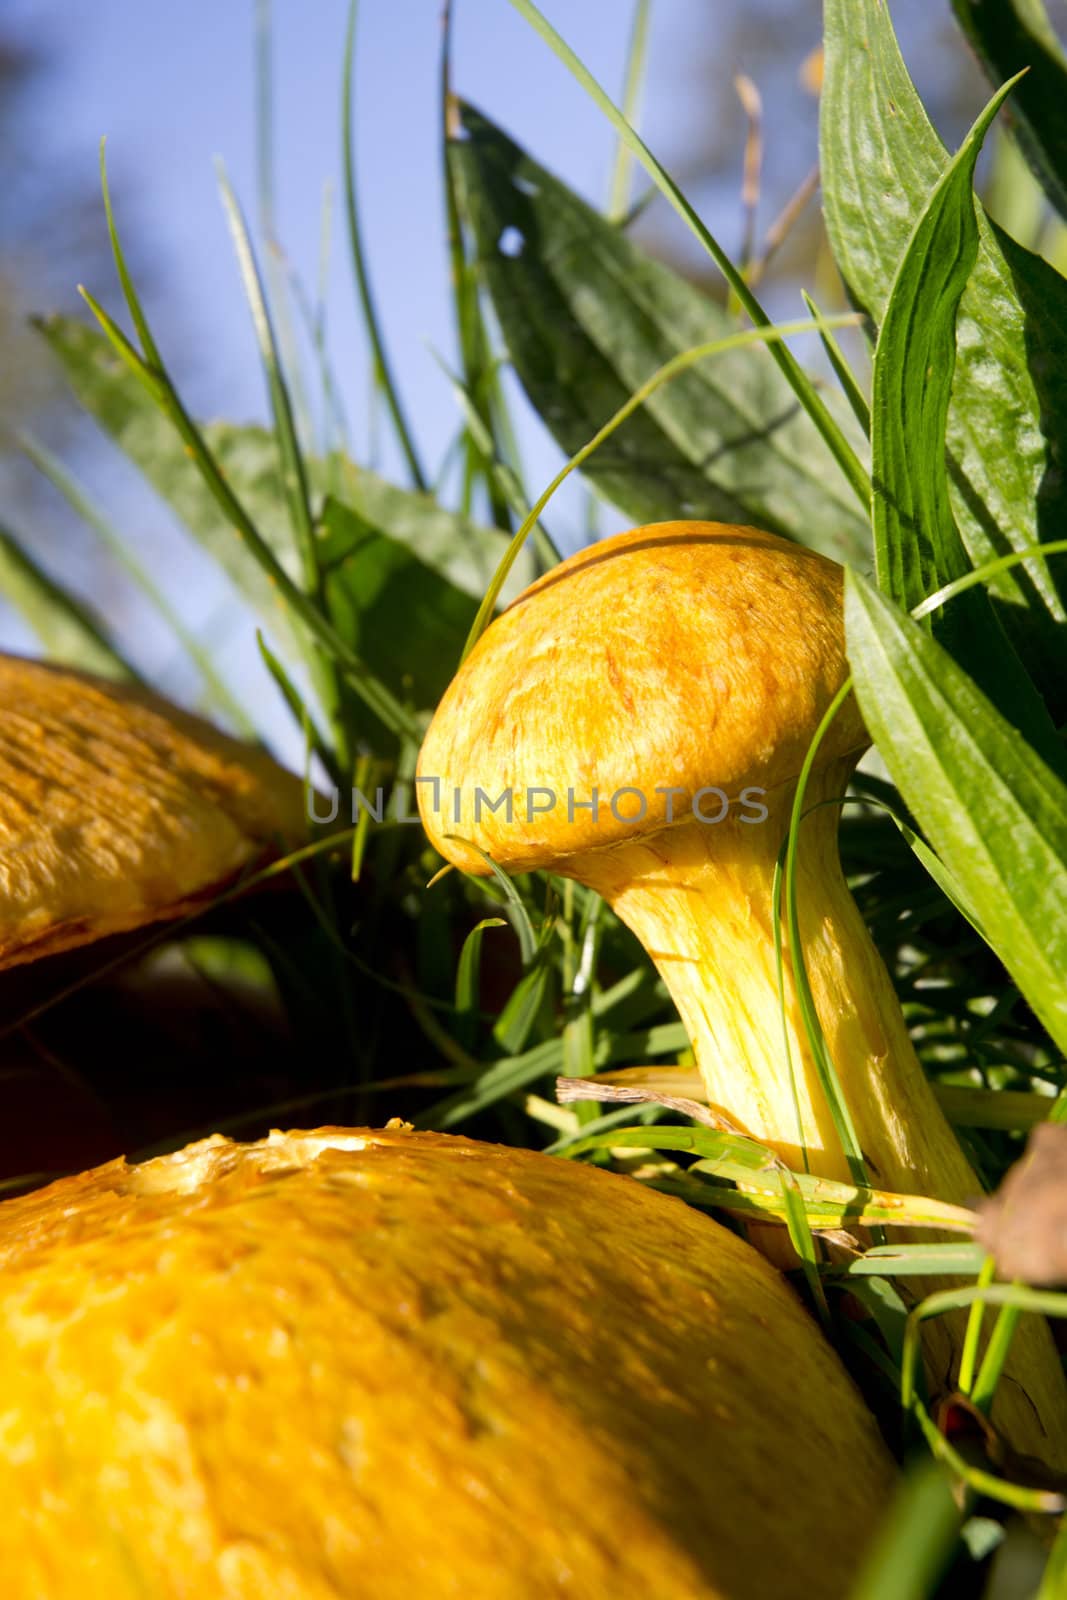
[0, 655, 308, 969]
[975, 1122, 1067, 1286]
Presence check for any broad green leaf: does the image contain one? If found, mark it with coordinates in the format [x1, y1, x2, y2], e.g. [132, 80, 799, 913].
[36, 313, 306, 658]
[318, 497, 479, 710]
[822, 0, 1067, 712]
[846, 569, 1067, 1058]
[951, 0, 1067, 221]
[0, 522, 131, 681]
[36, 314, 528, 651]
[501, 0, 870, 512]
[326, 454, 533, 603]
[870, 76, 1062, 765]
[451, 104, 871, 566]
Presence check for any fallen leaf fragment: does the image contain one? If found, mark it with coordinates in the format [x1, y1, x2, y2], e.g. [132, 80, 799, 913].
[975, 1122, 1067, 1286]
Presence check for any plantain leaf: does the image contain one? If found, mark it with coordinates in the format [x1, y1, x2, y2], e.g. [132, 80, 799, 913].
[822, 0, 1067, 713]
[36, 313, 305, 658]
[450, 103, 871, 566]
[318, 498, 479, 710]
[870, 74, 1063, 767]
[950, 0, 1067, 222]
[0, 522, 131, 681]
[845, 568, 1067, 1060]
[35, 313, 528, 666]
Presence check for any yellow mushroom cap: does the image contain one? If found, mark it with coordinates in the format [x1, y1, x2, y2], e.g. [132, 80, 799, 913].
[0, 1124, 894, 1599]
[0, 655, 307, 968]
[417, 522, 868, 874]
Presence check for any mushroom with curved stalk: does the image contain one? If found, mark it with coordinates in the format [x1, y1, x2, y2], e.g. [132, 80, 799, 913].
[0, 654, 307, 971]
[418, 520, 1067, 1469]
[0, 1123, 895, 1598]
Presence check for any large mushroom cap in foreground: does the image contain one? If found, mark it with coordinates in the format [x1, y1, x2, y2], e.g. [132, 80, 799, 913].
[417, 521, 868, 873]
[0, 1124, 893, 1599]
[0, 655, 307, 968]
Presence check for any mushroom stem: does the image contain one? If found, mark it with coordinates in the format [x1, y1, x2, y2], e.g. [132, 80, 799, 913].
[570, 761, 967, 1193]
[565, 762, 1067, 1469]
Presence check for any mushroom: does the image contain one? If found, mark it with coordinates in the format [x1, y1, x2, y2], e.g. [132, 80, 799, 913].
[0, 654, 307, 969]
[0, 1123, 895, 1598]
[417, 520, 1067, 1467]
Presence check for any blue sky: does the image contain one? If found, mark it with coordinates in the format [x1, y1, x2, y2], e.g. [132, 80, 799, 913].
[4, 0, 766, 737]
[0, 0, 978, 750]
[13, 0, 726, 475]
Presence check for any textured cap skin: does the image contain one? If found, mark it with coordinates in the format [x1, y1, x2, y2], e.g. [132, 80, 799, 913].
[0, 1125, 894, 1599]
[417, 522, 868, 874]
[0, 655, 307, 968]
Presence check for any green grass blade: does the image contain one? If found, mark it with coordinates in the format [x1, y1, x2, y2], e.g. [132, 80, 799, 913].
[0, 521, 132, 681]
[957, 1254, 997, 1396]
[444, 839, 537, 965]
[492, 951, 552, 1055]
[215, 156, 350, 760]
[342, 0, 426, 490]
[607, 0, 652, 222]
[778, 1165, 830, 1326]
[561, 888, 602, 1086]
[772, 850, 809, 1174]
[415, 1016, 689, 1133]
[255, 630, 341, 790]
[99, 140, 161, 368]
[503, 0, 870, 512]
[565, 1127, 977, 1232]
[19, 430, 253, 732]
[215, 160, 319, 594]
[847, 1456, 963, 1600]
[454, 917, 506, 1050]
[847, 1243, 988, 1278]
[430, 349, 560, 566]
[971, 1296, 1024, 1414]
[1037, 1511, 1067, 1598]
[801, 290, 870, 437]
[77, 289, 419, 742]
[783, 684, 870, 1187]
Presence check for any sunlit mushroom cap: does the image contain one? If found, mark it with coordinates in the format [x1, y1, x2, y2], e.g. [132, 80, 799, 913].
[418, 522, 867, 873]
[0, 1124, 893, 1598]
[0, 656, 306, 969]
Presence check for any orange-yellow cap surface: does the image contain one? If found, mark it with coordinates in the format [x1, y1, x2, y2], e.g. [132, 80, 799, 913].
[0, 655, 307, 968]
[417, 522, 868, 873]
[0, 1124, 894, 1598]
